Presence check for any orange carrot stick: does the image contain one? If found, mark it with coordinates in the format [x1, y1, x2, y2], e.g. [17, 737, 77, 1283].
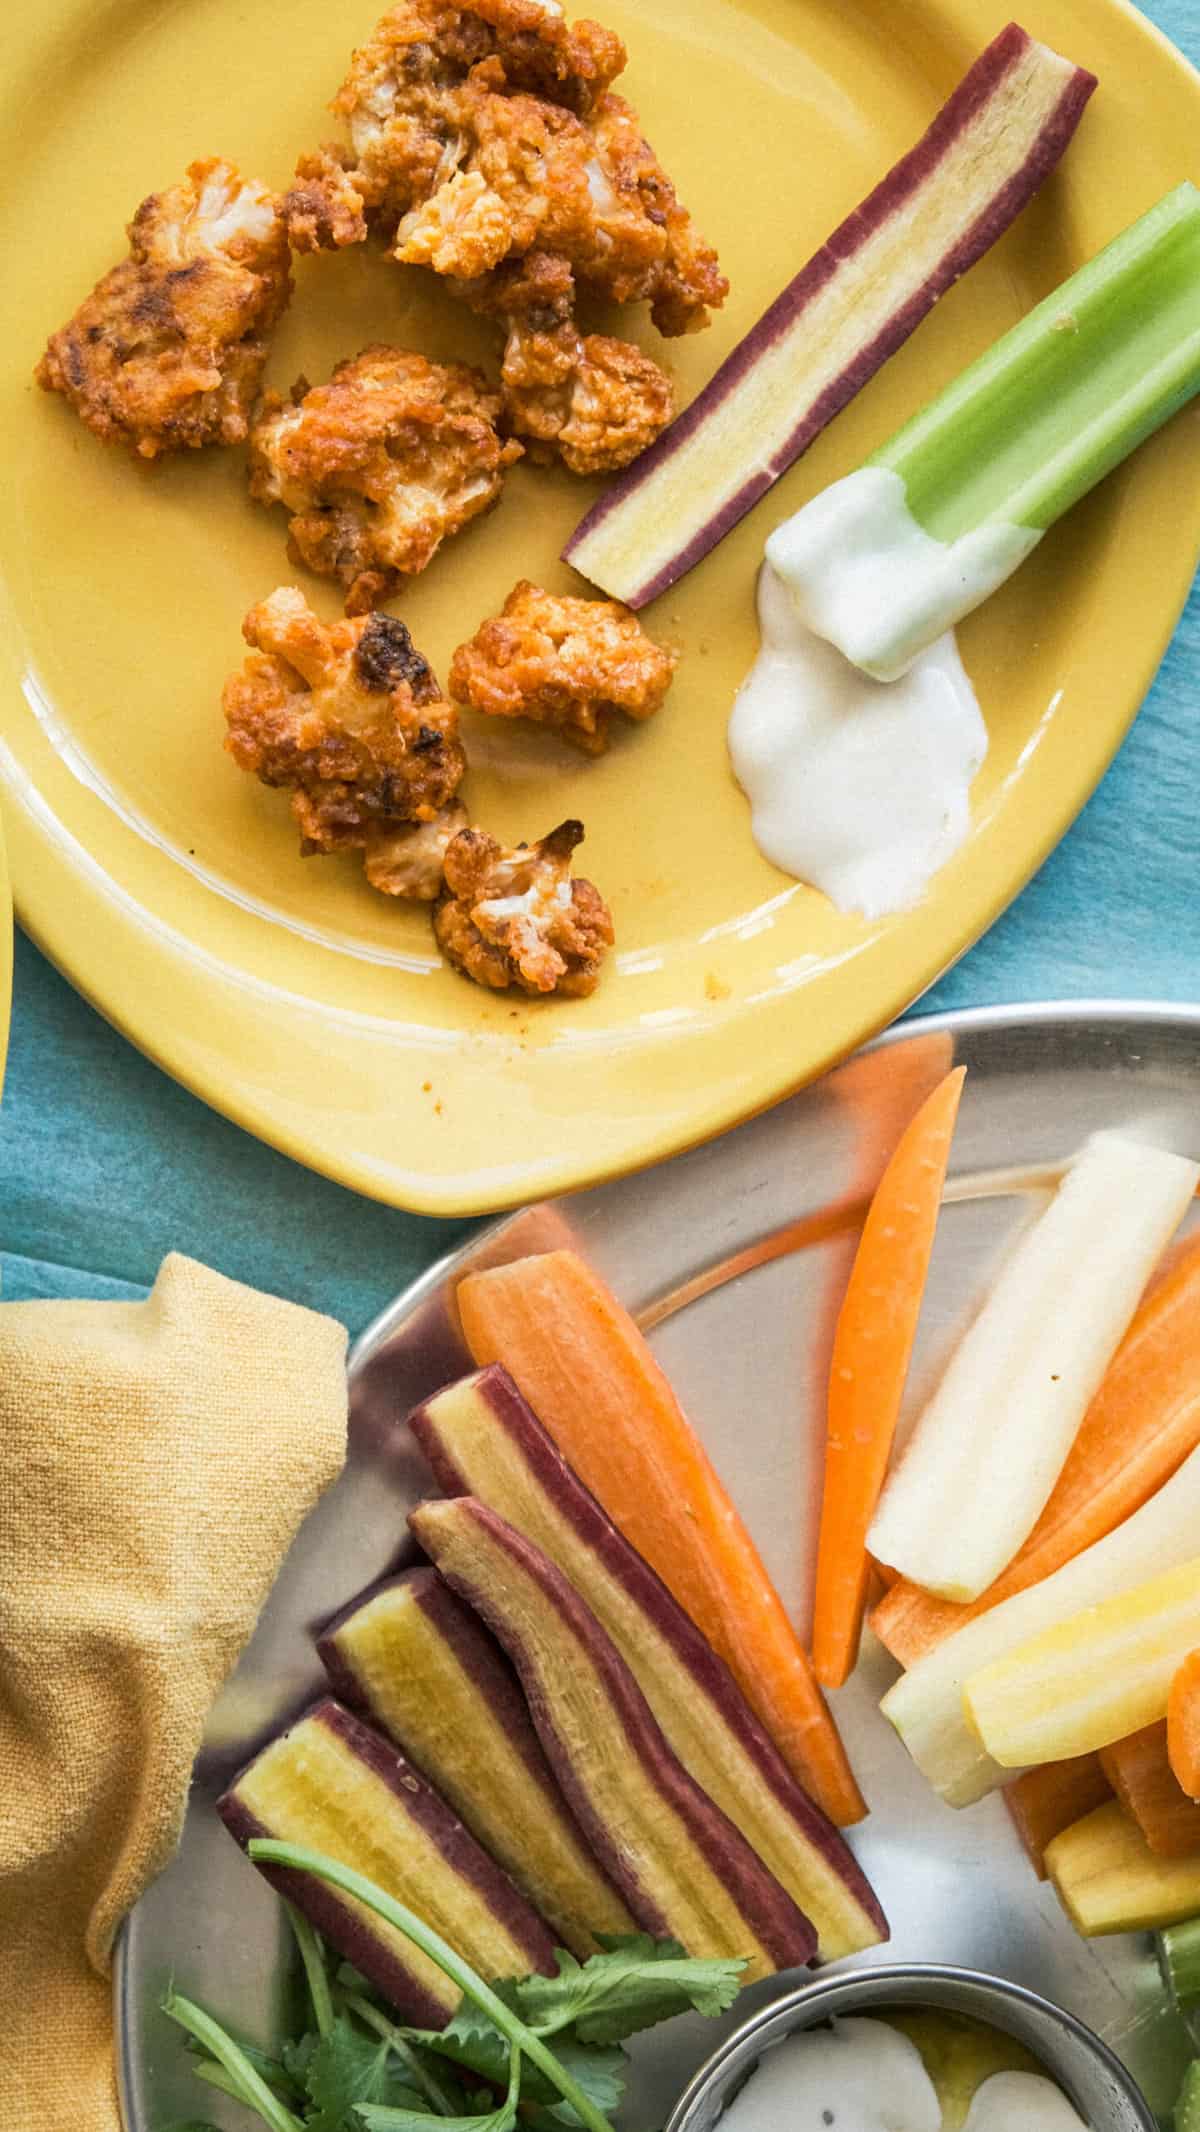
[1004, 1755, 1112, 1880]
[812, 1067, 965, 1688]
[1101, 1720, 1200, 1857]
[457, 1249, 866, 1827]
[1168, 1649, 1200, 1800]
[871, 1231, 1200, 1667]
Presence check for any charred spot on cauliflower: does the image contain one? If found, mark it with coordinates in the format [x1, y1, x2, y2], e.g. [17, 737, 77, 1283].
[37, 158, 292, 458]
[223, 588, 465, 861]
[248, 346, 522, 613]
[450, 578, 676, 753]
[282, 0, 725, 336]
[434, 817, 613, 994]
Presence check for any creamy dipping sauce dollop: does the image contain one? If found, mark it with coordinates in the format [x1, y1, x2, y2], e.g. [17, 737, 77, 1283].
[764, 467, 1039, 683]
[727, 563, 987, 919]
[717, 2016, 1091, 2132]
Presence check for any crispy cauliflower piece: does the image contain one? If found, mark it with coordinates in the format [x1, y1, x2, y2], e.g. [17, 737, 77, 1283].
[450, 578, 676, 753]
[248, 346, 522, 614]
[36, 158, 291, 458]
[284, 146, 368, 252]
[283, 0, 725, 335]
[223, 587, 465, 861]
[503, 322, 672, 473]
[365, 800, 468, 897]
[459, 248, 672, 471]
[434, 817, 613, 994]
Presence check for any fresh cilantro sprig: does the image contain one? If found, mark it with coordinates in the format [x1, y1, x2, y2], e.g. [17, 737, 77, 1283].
[160, 1843, 747, 2132]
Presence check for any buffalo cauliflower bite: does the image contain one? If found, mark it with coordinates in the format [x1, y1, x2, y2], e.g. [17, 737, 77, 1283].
[434, 818, 613, 994]
[450, 579, 676, 753]
[223, 588, 465, 861]
[37, 158, 291, 458]
[248, 346, 522, 613]
[470, 252, 672, 470]
[283, 0, 725, 336]
[365, 800, 469, 897]
[501, 318, 672, 472]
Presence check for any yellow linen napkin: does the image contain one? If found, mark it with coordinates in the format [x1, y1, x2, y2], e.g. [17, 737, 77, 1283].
[0, 1252, 348, 2132]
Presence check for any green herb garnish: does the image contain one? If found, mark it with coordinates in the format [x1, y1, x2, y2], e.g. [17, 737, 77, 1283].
[160, 1843, 747, 2132]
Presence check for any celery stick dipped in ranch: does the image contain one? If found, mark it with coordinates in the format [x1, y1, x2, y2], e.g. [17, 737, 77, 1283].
[730, 185, 1200, 918]
[770, 184, 1200, 681]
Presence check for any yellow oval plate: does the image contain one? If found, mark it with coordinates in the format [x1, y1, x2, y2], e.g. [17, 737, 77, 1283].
[1, 0, 1197, 1215]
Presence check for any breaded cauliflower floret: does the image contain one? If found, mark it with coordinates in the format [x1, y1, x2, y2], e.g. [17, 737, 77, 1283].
[37, 158, 291, 458]
[283, 0, 725, 336]
[501, 319, 672, 473]
[223, 587, 465, 861]
[365, 800, 468, 897]
[470, 252, 672, 471]
[248, 346, 522, 614]
[450, 579, 676, 754]
[434, 818, 613, 994]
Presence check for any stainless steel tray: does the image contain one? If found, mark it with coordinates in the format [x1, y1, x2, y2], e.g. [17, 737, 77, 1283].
[116, 1001, 1200, 2129]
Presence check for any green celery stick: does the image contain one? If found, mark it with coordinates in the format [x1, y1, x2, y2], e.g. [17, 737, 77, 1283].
[1177, 2058, 1200, 2132]
[874, 183, 1200, 541]
[1162, 1920, 1200, 2010]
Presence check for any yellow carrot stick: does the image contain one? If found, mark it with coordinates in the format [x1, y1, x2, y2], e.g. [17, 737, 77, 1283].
[964, 1556, 1200, 1768]
[1046, 1800, 1200, 1937]
[812, 1068, 965, 1689]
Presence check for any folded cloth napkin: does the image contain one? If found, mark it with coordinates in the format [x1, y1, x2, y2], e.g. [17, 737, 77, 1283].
[0, 1252, 348, 2132]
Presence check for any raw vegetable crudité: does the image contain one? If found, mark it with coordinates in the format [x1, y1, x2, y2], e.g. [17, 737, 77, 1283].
[962, 1555, 1200, 1768]
[456, 1248, 863, 1827]
[319, 1570, 636, 1958]
[1100, 1724, 1200, 1860]
[1171, 1652, 1200, 1801]
[219, 1700, 559, 2023]
[409, 1495, 819, 1978]
[766, 183, 1200, 680]
[408, 1365, 884, 1959]
[866, 1133, 1199, 1603]
[882, 1441, 1200, 1808]
[873, 1230, 1200, 1666]
[811, 1065, 964, 1688]
[176, 1064, 1200, 2128]
[563, 23, 1095, 607]
[1003, 1757, 1112, 1881]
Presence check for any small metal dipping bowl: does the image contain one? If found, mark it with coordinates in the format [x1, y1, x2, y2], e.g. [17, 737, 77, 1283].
[663, 1966, 1156, 2132]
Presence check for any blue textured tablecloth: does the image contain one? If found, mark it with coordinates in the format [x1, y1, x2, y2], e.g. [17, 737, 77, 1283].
[5, 0, 1199, 1335]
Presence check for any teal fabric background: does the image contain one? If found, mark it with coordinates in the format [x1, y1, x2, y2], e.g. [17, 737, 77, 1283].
[5, 0, 1198, 1334]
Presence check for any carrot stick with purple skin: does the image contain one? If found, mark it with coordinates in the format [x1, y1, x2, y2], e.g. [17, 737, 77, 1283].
[457, 1250, 865, 1826]
[812, 1067, 965, 1688]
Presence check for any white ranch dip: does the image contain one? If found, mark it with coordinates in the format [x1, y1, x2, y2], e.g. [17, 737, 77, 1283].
[717, 2018, 1090, 2132]
[765, 467, 1039, 682]
[728, 562, 987, 919]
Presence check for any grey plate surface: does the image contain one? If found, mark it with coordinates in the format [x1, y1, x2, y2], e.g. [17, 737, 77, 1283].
[116, 1001, 1200, 2130]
